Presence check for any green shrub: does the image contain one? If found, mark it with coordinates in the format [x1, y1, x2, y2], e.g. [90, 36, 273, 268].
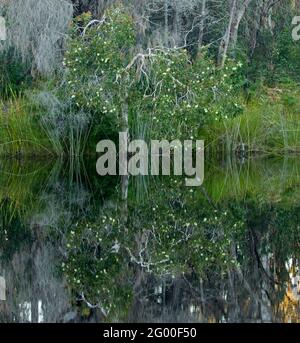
[0, 48, 31, 98]
[60, 5, 244, 147]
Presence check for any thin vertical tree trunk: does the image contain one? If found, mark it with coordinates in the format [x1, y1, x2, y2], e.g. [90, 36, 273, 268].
[121, 99, 129, 202]
[173, 1, 181, 46]
[164, 0, 169, 44]
[218, 0, 237, 67]
[198, 0, 207, 48]
[230, 0, 252, 54]
[249, 0, 260, 58]
[120, 96, 129, 234]
[218, 0, 252, 66]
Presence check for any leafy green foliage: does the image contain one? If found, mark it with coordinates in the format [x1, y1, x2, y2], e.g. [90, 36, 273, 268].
[62, 177, 245, 317]
[245, 11, 300, 86]
[63, 209, 132, 319]
[62, 5, 243, 145]
[0, 49, 31, 98]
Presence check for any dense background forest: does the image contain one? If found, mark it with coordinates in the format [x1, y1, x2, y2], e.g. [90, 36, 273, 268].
[0, 0, 300, 155]
[1, 1, 300, 324]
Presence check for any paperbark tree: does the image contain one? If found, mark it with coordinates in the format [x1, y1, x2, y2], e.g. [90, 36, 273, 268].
[198, 0, 207, 48]
[218, 0, 252, 67]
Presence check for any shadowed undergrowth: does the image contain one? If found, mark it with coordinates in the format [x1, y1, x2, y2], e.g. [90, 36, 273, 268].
[0, 96, 55, 157]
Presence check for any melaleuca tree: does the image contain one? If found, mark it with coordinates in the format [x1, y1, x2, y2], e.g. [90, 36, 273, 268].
[62, 5, 243, 145]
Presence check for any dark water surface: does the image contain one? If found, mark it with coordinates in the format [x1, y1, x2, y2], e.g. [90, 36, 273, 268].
[0, 156, 300, 323]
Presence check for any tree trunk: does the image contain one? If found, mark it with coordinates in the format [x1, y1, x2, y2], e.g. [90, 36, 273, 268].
[229, 0, 252, 54]
[164, 0, 169, 45]
[121, 99, 129, 202]
[218, 0, 252, 66]
[198, 0, 207, 48]
[173, 1, 181, 46]
[218, 0, 237, 67]
[249, 0, 261, 58]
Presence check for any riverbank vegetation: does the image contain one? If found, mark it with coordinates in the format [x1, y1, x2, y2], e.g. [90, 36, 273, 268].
[2, 0, 300, 324]
[0, 0, 300, 156]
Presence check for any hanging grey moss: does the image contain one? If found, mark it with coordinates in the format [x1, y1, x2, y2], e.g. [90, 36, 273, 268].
[4, 0, 73, 75]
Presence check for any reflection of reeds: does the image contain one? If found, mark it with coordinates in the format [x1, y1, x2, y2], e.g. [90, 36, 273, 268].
[130, 116, 152, 203]
[0, 156, 91, 231]
[0, 158, 55, 222]
[203, 156, 300, 205]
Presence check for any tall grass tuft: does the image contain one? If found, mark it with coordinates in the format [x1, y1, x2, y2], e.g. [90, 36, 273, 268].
[201, 86, 300, 156]
[36, 91, 91, 157]
[0, 95, 55, 157]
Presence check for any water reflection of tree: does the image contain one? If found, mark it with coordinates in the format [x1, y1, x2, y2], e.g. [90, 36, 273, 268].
[64, 174, 300, 322]
[1, 158, 300, 322]
[0, 160, 92, 322]
[0, 196, 71, 322]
